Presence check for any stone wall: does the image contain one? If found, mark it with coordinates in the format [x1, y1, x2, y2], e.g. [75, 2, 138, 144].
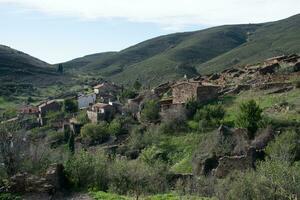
[213, 149, 254, 178]
[196, 86, 219, 102]
[172, 82, 198, 104]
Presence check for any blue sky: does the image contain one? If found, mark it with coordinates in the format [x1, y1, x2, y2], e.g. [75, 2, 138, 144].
[0, 0, 299, 64]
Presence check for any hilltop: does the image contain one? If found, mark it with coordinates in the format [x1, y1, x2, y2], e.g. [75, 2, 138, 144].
[62, 14, 300, 86]
[0, 45, 61, 85]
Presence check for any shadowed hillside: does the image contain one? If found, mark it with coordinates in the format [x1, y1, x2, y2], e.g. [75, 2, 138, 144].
[0, 45, 66, 86]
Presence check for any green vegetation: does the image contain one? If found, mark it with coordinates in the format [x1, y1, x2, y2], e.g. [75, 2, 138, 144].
[141, 100, 160, 123]
[64, 99, 78, 113]
[236, 100, 263, 139]
[58, 14, 300, 86]
[80, 122, 110, 144]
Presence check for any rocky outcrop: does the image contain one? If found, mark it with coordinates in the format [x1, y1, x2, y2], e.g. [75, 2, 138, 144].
[212, 148, 255, 178]
[9, 164, 68, 194]
[193, 126, 276, 178]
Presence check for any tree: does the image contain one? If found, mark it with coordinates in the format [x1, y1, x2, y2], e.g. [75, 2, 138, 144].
[68, 133, 75, 154]
[0, 122, 25, 176]
[108, 119, 123, 136]
[133, 79, 142, 91]
[64, 99, 78, 113]
[80, 122, 109, 145]
[141, 100, 160, 123]
[57, 64, 64, 74]
[194, 104, 225, 129]
[185, 98, 201, 119]
[236, 100, 262, 139]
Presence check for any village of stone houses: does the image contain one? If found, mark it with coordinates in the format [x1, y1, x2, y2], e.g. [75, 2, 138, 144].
[0, 52, 299, 200]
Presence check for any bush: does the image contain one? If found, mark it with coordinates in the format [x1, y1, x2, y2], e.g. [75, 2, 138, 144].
[120, 89, 137, 100]
[194, 105, 225, 124]
[80, 122, 110, 145]
[64, 99, 78, 113]
[188, 104, 225, 132]
[235, 100, 263, 139]
[185, 98, 201, 119]
[266, 130, 300, 163]
[65, 150, 109, 189]
[108, 118, 124, 136]
[108, 158, 167, 199]
[217, 160, 300, 200]
[0, 193, 21, 200]
[90, 191, 129, 200]
[76, 110, 89, 124]
[47, 131, 66, 148]
[141, 100, 160, 123]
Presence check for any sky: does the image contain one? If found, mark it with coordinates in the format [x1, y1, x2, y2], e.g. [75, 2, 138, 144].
[0, 0, 299, 64]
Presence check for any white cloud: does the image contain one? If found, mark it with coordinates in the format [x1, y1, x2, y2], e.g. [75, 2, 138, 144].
[1, 0, 299, 30]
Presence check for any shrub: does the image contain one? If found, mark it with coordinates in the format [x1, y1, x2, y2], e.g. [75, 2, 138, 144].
[80, 122, 110, 145]
[120, 89, 137, 100]
[235, 100, 263, 139]
[185, 98, 201, 119]
[141, 100, 160, 123]
[76, 110, 89, 124]
[47, 131, 66, 148]
[65, 150, 109, 189]
[64, 99, 78, 113]
[108, 158, 167, 199]
[0, 193, 21, 200]
[108, 118, 124, 136]
[266, 130, 300, 163]
[90, 191, 129, 200]
[217, 160, 300, 200]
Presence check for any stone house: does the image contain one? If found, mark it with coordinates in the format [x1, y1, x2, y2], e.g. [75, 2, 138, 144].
[77, 93, 96, 109]
[93, 82, 121, 96]
[151, 81, 173, 97]
[19, 105, 39, 115]
[87, 103, 115, 123]
[38, 100, 62, 126]
[171, 81, 220, 104]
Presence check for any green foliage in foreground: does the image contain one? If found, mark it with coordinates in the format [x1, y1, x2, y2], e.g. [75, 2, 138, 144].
[90, 191, 215, 200]
[90, 191, 129, 200]
[0, 193, 21, 200]
[217, 160, 300, 200]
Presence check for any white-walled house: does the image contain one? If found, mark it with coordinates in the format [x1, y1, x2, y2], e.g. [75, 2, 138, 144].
[78, 93, 96, 109]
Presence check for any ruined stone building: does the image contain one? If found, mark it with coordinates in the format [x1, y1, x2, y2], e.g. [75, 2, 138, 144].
[38, 100, 62, 126]
[171, 81, 220, 104]
[87, 103, 115, 123]
[77, 93, 96, 109]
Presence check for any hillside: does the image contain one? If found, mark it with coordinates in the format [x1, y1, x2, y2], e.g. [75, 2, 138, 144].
[198, 14, 300, 73]
[0, 45, 64, 86]
[63, 14, 300, 86]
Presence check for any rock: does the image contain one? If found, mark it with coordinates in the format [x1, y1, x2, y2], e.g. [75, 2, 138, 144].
[45, 163, 68, 191]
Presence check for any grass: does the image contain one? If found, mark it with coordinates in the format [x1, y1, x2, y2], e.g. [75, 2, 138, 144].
[152, 133, 204, 174]
[223, 88, 300, 124]
[90, 191, 215, 200]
